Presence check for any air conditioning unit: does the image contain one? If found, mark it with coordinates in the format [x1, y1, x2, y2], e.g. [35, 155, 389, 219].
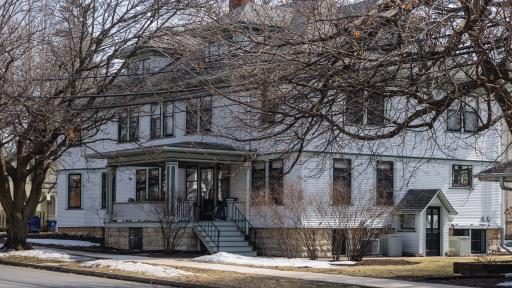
[449, 236, 470, 256]
[380, 234, 402, 257]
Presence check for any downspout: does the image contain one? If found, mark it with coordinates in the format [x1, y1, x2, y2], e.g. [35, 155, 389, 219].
[500, 177, 512, 254]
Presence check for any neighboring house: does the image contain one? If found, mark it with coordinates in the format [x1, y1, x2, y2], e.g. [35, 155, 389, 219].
[56, 0, 507, 257]
[0, 166, 58, 231]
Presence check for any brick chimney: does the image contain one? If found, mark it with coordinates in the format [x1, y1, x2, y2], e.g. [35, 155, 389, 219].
[229, 0, 251, 12]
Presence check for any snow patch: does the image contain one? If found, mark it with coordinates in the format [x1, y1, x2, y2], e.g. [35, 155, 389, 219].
[28, 238, 100, 247]
[0, 249, 85, 262]
[81, 260, 192, 278]
[498, 282, 512, 287]
[193, 252, 354, 268]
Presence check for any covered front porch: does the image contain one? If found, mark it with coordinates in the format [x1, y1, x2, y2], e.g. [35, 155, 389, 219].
[89, 142, 254, 224]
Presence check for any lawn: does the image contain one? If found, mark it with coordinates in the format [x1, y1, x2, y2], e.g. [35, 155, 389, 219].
[285, 255, 512, 279]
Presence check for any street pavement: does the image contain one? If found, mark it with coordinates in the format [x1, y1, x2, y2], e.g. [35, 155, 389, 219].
[0, 264, 167, 288]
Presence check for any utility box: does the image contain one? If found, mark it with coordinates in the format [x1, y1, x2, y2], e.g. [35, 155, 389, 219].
[380, 234, 402, 257]
[449, 236, 471, 256]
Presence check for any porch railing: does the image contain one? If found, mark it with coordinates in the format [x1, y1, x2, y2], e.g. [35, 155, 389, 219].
[231, 202, 257, 248]
[196, 220, 220, 252]
[176, 200, 194, 220]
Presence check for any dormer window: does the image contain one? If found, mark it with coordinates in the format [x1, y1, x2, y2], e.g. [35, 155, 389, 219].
[206, 42, 224, 62]
[128, 58, 151, 75]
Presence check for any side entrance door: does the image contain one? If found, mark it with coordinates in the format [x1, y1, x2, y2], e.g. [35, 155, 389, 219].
[425, 206, 441, 256]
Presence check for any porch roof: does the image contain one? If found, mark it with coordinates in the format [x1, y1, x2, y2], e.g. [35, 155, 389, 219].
[87, 141, 254, 165]
[394, 189, 457, 215]
[475, 161, 512, 182]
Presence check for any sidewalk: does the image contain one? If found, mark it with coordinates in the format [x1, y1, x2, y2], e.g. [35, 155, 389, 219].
[50, 248, 467, 288]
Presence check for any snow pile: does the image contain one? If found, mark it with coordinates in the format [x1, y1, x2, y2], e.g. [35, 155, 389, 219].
[0, 249, 84, 262]
[28, 238, 100, 247]
[498, 282, 512, 287]
[193, 252, 354, 268]
[81, 260, 192, 278]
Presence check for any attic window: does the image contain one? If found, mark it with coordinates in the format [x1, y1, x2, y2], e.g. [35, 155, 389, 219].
[128, 58, 151, 75]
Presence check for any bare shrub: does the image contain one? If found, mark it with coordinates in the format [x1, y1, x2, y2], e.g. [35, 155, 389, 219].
[314, 185, 394, 262]
[252, 185, 320, 260]
[149, 202, 191, 255]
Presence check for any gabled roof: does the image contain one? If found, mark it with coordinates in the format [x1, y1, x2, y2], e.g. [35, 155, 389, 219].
[476, 161, 512, 182]
[394, 189, 457, 215]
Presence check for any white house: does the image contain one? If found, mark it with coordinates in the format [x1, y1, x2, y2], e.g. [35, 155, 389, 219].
[56, 0, 507, 257]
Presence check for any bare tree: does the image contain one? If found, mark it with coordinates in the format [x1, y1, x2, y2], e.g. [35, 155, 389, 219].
[314, 186, 393, 262]
[252, 185, 320, 260]
[0, 0, 212, 250]
[195, 0, 511, 166]
[149, 202, 191, 254]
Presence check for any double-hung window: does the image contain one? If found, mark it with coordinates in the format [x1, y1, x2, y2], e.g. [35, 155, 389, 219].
[452, 164, 472, 187]
[269, 159, 284, 205]
[135, 168, 163, 202]
[118, 108, 139, 142]
[333, 159, 351, 205]
[376, 161, 394, 205]
[150, 102, 174, 139]
[447, 102, 478, 133]
[68, 174, 81, 209]
[186, 97, 212, 134]
[251, 161, 266, 203]
[251, 160, 283, 205]
[346, 91, 385, 126]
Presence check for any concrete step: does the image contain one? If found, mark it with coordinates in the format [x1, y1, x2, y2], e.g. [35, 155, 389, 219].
[216, 246, 255, 253]
[210, 221, 237, 227]
[205, 241, 251, 248]
[197, 230, 244, 238]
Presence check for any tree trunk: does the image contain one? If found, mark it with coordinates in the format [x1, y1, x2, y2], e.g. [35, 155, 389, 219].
[4, 211, 30, 250]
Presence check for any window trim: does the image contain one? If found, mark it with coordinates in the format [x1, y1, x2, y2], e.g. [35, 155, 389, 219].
[269, 159, 284, 205]
[399, 214, 416, 231]
[345, 91, 385, 126]
[451, 164, 473, 188]
[446, 108, 462, 132]
[118, 107, 139, 143]
[101, 172, 107, 209]
[332, 158, 352, 205]
[149, 104, 162, 139]
[251, 159, 283, 206]
[376, 160, 394, 206]
[67, 173, 82, 209]
[163, 101, 175, 137]
[186, 97, 212, 134]
[447, 103, 479, 133]
[135, 168, 164, 202]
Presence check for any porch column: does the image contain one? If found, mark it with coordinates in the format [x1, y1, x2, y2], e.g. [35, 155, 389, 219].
[106, 165, 116, 223]
[244, 161, 252, 224]
[166, 162, 179, 215]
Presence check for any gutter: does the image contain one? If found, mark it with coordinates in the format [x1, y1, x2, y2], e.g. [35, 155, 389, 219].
[500, 177, 512, 254]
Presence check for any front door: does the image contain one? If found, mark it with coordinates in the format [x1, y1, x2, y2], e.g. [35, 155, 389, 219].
[426, 206, 441, 256]
[199, 167, 215, 220]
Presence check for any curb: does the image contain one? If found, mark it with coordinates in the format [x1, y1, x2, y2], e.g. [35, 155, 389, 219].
[0, 259, 221, 288]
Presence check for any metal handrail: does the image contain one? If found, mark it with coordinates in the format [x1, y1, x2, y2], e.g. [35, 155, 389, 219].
[196, 220, 220, 252]
[232, 202, 257, 248]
